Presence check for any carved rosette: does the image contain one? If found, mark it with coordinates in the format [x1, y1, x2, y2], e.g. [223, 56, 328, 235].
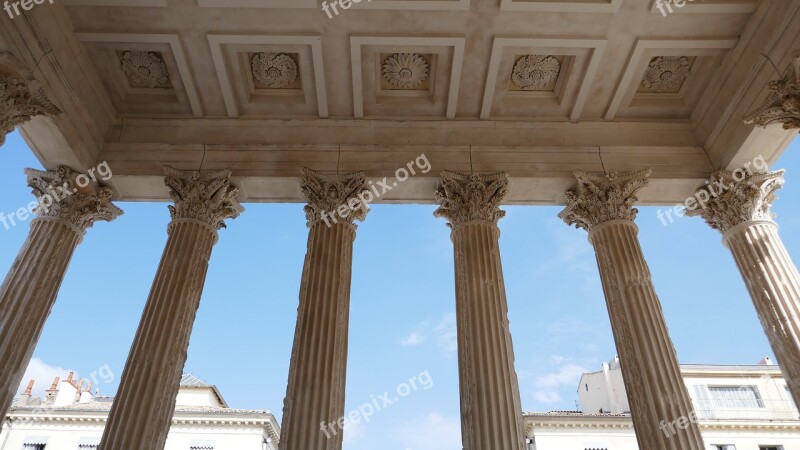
[642, 56, 691, 92]
[745, 55, 800, 130]
[0, 73, 62, 146]
[511, 55, 561, 91]
[434, 171, 509, 230]
[164, 166, 243, 231]
[382, 53, 429, 89]
[251, 53, 298, 89]
[300, 168, 369, 227]
[559, 169, 651, 232]
[24, 166, 123, 233]
[685, 170, 785, 234]
[120, 51, 171, 89]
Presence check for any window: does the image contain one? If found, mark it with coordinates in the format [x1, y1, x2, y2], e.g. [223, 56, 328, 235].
[77, 437, 100, 449]
[715, 446, 736, 450]
[708, 385, 765, 408]
[22, 438, 47, 450]
[759, 447, 784, 450]
[189, 441, 215, 450]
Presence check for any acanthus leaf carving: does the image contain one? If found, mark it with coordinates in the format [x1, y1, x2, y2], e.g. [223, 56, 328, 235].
[745, 54, 800, 131]
[24, 165, 123, 233]
[511, 55, 561, 91]
[382, 53, 429, 89]
[434, 171, 508, 229]
[641, 56, 691, 93]
[120, 51, 171, 89]
[251, 52, 298, 89]
[685, 170, 784, 234]
[559, 169, 651, 232]
[0, 69, 62, 146]
[300, 168, 368, 227]
[164, 166, 243, 230]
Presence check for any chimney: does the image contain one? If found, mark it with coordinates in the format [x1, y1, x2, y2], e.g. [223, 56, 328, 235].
[74, 379, 86, 403]
[43, 377, 60, 405]
[17, 379, 34, 406]
[79, 382, 94, 404]
[66, 372, 75, 386]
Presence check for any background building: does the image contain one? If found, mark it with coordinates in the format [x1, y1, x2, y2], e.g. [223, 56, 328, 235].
[0, 374, 279, 450]
[524, 357, 800, 450]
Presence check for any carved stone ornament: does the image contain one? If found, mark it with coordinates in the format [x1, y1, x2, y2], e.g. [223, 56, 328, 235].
[559, 169, 651, 232]
[434, 171, 509, 229]
[511, 55, 561, 91]
[251, 52, 298, 89]
[120, 51, 171, 89]
[0, 57, 62, 146]
[744, 55, 800, 130]
[300, 168, 369, 227]
[164, 166, 243, 230]
[24, 166, 123, 233]
[382, 53, 429, 89]
[685, 170, 785, 234]
[642, 56, 691, 92]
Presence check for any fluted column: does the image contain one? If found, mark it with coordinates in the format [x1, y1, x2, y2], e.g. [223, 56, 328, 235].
[559, 170, 705, 450]
[279, 168, 368, 450]
[434, 171, 524, 450]
[0, 53, 62, 146]
[99, 167, 242, 450]
[687, 169, 800, 408]
[0, 166, 122, 419]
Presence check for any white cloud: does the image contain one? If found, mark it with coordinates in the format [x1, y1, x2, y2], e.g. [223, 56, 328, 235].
[343, 419, 366, 444]
[401, 332, 425, 346]
[534, 364, 588, 390]
[400, 313, 457, 356]
[434, 313, 457, 355]
[533, 390, 561, 403]
[394, 412, 461, 450]
[17, 358, 71, 397]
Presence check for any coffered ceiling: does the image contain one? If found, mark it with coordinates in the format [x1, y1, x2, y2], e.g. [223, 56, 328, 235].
[1, 0, 798, 204]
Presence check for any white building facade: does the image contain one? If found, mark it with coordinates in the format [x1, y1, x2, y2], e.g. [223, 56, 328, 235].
[0, 374, 279, 450]
[525, 358, 800, 450]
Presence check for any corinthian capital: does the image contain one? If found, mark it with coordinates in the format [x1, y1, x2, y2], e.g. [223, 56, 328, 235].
[434, 171, 508, 229]
[25, 166, 123, 233]
[0, 71, 62, 146]
[164, 166, 243, 230]
[559, 169, 651, 232]
[685, 170, 784, 234]
[745, 54, 800, 130]
[300, 168, 368, 227]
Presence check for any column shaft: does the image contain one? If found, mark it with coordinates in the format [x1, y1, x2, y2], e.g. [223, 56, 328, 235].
[100, 220, 216, 450]
[560, 169, 705, 449]
[280, 223, 354, 450]
[0, 165, 121, 420]
[453, 222, 524, 450]
[0, 218, 81, 418]
[590, 220, 705, 449]
[725, 220, 800, 407]
[99, 166, 240, 450]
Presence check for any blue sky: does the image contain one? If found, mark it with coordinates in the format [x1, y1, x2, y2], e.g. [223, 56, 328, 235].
[2, 131, 798, 450]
